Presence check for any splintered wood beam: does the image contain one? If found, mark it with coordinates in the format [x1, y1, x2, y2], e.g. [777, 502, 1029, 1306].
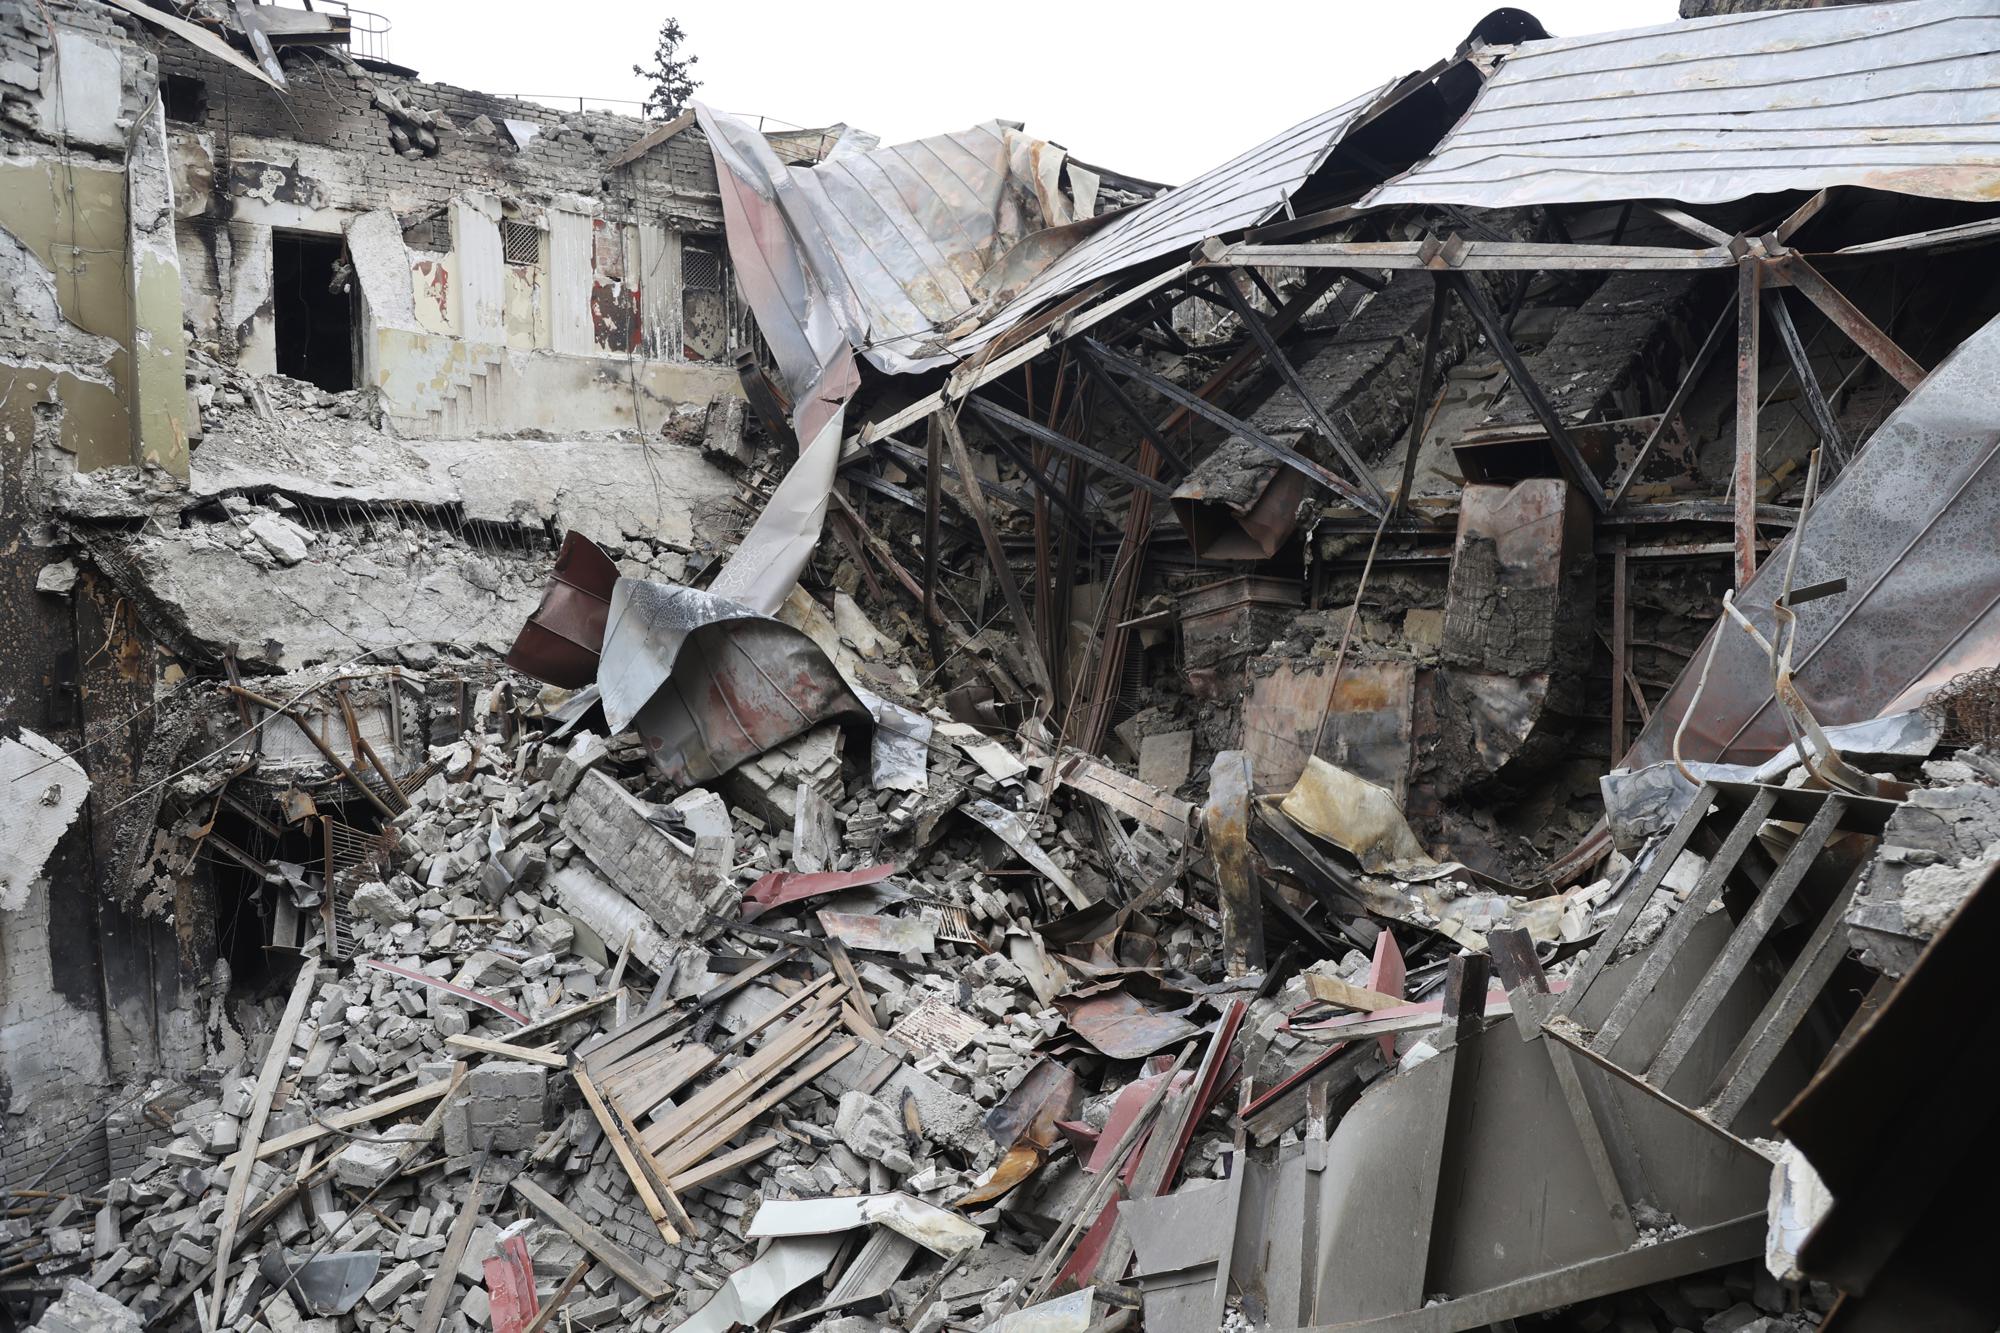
[1734, 256, 1763, 589]
[510, 1178, 668, 1302]
[1215, 269, 1388, 511]
[936, 406, 1054, 696]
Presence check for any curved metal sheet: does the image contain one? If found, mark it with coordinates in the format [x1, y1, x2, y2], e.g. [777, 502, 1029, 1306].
[503, 530, 619, 689]
[1369, 0, 2000, 210]
[1625, 307, 2000, 771]
[596, 576, 868, 785]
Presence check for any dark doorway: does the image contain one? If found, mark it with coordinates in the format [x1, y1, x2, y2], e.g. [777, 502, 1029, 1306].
[272, 230, 355, 391]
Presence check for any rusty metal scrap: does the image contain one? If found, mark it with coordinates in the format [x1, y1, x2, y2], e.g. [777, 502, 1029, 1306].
[595, 576, 869, 785]
[505, 531, 620, 689]
[1054, 986, 1201, 1061]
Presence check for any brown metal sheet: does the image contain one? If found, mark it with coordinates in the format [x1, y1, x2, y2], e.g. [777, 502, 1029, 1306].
[1056, 989, 1201, 1061]
[1244, 660, 1416, 799]
[504, 531, 619, 689]
[596, 576, 869, 785]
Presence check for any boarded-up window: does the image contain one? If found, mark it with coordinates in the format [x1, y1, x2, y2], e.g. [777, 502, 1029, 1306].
[681, 238, 728, 362]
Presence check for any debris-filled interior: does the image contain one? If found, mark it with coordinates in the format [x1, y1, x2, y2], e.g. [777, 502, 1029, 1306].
[6, 0, 2000, 1330]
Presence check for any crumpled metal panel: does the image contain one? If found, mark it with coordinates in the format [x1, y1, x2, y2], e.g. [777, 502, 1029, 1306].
[504, 531, 619, 689]
[1625, 308, 2000, 772]
[596, 577, 868, 785]
[698, 104, 1096, 382]
[1369, 0, 2000, 210]
[1056, 987, 1201, 1061]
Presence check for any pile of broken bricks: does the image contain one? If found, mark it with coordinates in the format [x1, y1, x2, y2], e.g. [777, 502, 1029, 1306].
[4, 668, 1324, 1333]
[15, 560, 1973, 1333]
[7, 651, 1885, 1333]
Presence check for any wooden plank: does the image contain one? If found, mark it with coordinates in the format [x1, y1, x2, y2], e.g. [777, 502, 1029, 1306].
[1648, 794, 1845, 1086]
[509, 989, 622, 1046]
[411, 1164, 487, 1333]
[667, 1135, 781, 1192]
[605, 1045, 717, 1120]
[1302, 974, 1404, 1013]
[519, 1259, 590, 1333]
[510, 1177, 668, 1302]
[211, 959, 319, 1323]
[579, 948, 794, 1068]
[575, 1065, 682, 1245]
[638, 1001, 841, 1153]
[444, 1035, 566, 1067]
[822, 941, 879, 1041]
[1590, 787, 1779, 1059]
[652, 1037, 859, 1180]
[257, 1078, 451, 1159]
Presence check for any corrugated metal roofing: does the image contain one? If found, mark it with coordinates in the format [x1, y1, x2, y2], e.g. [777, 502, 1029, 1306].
[1368, 0, 2000, 211]
[699, 108, 1091, 380]
[945, 81, 1393, 358]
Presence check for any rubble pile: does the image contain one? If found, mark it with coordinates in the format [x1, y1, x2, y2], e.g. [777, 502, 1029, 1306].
[9, 0, 2000, 1329]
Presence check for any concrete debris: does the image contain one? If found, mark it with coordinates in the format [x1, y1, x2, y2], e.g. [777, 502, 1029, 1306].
[0, 729, 90, 913]
[6, 1, 2000, 1331]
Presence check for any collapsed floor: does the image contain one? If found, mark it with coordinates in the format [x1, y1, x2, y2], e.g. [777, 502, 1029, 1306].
[8, 0, 2000, 1331]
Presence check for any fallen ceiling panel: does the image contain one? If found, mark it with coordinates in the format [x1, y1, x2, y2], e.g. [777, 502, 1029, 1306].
[1368, 0, 2000, 210]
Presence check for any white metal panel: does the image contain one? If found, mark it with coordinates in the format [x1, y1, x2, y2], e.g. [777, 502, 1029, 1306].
[1369, 0, 2000, 210]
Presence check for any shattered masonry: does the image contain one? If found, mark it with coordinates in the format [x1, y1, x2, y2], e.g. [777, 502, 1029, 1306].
[3, 0, 2000, 1331]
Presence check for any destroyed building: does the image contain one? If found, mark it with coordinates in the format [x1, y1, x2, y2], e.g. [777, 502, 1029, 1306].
[4, 0, 2000, 1330]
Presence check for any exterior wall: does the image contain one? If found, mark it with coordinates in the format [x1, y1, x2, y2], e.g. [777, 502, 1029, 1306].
[158, 41, 745, 435]
[0, 0, 189, 476]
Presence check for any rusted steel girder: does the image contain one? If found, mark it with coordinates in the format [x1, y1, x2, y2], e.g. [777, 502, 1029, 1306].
[1735, 255, 1763, 589]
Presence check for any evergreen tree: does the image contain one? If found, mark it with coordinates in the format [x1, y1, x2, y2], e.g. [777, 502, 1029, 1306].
[632, 18, 701, 119]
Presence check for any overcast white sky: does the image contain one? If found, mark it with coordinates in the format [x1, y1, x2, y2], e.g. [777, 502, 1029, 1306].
[361, 0, 1672, 183]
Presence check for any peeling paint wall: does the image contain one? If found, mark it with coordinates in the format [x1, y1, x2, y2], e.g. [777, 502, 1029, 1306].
[152, 35, 748, 437]
[373, 327, 740, 437]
